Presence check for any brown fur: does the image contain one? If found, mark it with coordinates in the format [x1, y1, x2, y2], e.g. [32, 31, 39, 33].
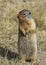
[17, 9, 37, 65]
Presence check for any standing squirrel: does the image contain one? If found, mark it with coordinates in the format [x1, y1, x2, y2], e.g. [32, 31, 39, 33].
[17, 9, 37, 65]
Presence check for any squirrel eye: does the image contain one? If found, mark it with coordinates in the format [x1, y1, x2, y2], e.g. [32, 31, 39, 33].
[29, 12, 31, 14]
[23, 13, 25, 15]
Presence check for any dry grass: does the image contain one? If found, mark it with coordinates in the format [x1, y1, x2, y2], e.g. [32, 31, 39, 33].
[0, 0, 46, 65]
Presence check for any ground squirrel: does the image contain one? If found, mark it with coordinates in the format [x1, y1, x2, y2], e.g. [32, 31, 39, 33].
[17, 9, 37, 65]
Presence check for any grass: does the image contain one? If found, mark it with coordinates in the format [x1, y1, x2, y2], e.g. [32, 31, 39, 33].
[0, 0, 46, 65]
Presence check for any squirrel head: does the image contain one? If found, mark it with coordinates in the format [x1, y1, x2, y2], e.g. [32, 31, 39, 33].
[17, 9, 32, 21]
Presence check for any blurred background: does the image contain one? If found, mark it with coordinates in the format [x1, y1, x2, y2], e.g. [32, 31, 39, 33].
[0, 0, 46, 65]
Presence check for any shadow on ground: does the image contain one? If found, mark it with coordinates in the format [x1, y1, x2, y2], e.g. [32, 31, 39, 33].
[0, 47, 19, 60]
